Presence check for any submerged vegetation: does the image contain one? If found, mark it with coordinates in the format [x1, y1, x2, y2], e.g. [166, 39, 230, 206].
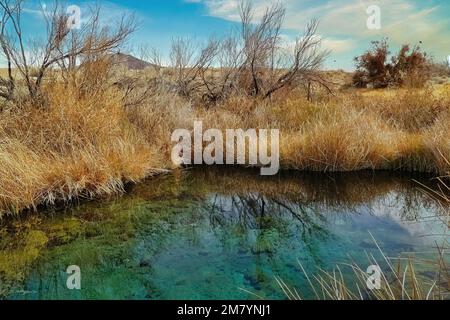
[0, 169, 448, 299]
[277, 235, 449, 300]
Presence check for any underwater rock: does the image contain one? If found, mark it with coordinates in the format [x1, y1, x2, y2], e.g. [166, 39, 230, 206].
[139, 259, 152, 268]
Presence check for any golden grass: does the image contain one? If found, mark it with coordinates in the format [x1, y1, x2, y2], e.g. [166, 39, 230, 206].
[0, 65, 449, 216]
[0, 82, 163, 216]
[175, 84, 450, 173]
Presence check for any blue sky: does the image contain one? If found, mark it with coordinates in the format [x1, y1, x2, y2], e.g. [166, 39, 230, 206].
[16, 0, 450, 70]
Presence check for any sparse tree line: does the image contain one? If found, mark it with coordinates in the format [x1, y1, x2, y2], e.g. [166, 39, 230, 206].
[0, 0, 331, 108]
[144, 1, 331, 105]
[0, 0, 446, 110]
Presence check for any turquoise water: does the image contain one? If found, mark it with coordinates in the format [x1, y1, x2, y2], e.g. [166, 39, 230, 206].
[0, 168, 448, 300]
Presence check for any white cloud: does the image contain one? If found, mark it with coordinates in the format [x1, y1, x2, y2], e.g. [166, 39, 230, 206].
[322, 38, 357, 53]
[23, 1, 140, 27]
[191, 0, 449, 59]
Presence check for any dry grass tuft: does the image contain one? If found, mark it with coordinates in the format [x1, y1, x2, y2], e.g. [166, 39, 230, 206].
[0, 81, 162, 216]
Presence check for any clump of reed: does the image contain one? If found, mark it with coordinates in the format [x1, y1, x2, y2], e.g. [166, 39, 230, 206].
[0, 73, 163, 216]
[276, 235, 449, 300]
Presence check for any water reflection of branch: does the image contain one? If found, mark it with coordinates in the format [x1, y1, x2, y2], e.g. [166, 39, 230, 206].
[204, 193, 330, 242]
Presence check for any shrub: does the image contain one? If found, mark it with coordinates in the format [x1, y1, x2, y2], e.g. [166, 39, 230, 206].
[353, 39, 431, 88]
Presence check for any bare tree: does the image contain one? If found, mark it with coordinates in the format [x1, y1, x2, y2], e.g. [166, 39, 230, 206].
[166, 0, 329, 104]
[139, 44, 163, 73]
[263, 19, 331, 99]
[237, 1, 329, 99]
[239, 0, 285, 97]
[0, 0, 136, 102]
[169, 36, 219, 98]
[200, 35, 244, 103]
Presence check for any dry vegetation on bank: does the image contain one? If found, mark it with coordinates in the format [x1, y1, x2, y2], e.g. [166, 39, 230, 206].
[1, 72, 449, 216]
[130, 81, 450, 173]
[0, 0, 449, 216]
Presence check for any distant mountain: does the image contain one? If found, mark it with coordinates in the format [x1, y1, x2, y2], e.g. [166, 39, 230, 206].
[108, 52, 154, 71]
